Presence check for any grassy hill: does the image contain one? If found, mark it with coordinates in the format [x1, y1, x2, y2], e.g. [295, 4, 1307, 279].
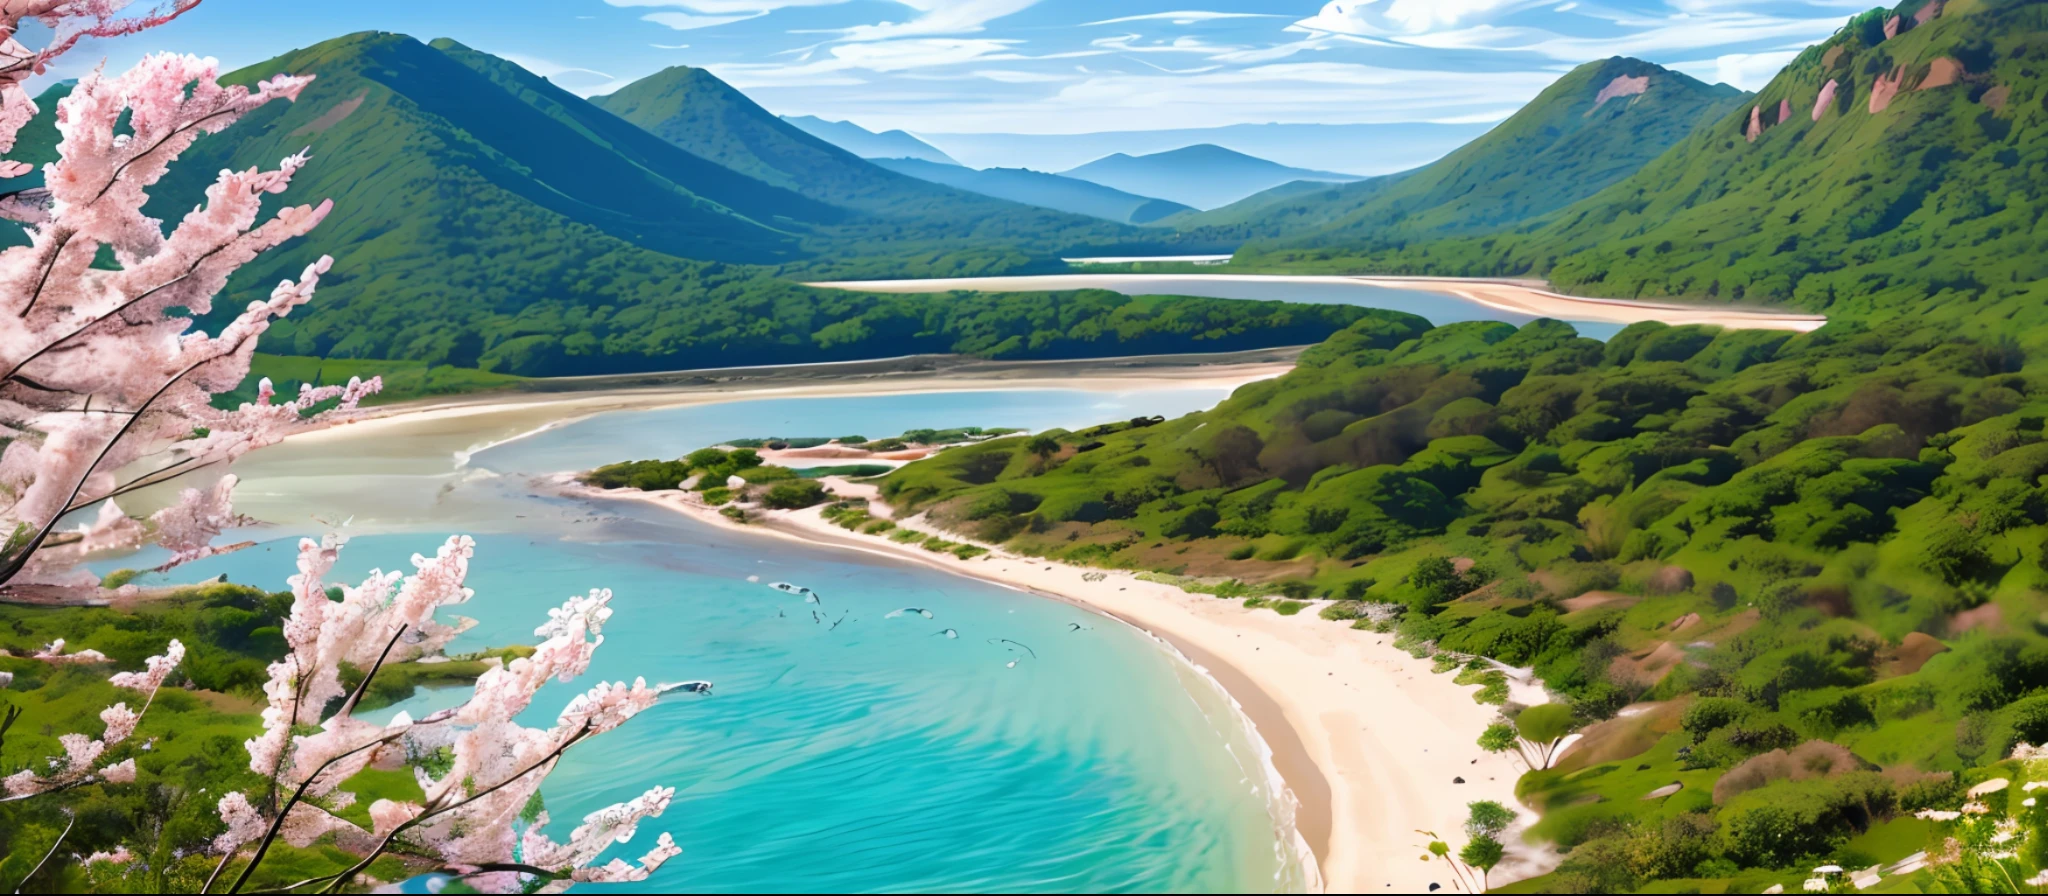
[880, 304, 2048, 891]
[1246, 0, 2048, 341]
[871, 158, 1194, 224]
[1188, 57, 1748, 248]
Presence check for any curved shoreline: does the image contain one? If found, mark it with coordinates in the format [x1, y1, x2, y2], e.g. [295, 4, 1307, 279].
[805, 272, 1828, 332]
[567, 481, 1532, 894]
[244, 362, 1535, 893]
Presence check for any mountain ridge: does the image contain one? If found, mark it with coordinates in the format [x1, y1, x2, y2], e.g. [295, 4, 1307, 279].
[870, 157, 1194, 224]
[1190, 56, 1749, 247]
[1061, 144, 1361, 210]
[782, 114, 960, 166]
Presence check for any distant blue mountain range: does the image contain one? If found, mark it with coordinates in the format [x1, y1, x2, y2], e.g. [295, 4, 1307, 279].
[869, 158, 1193, 224]
[780, 115, 960, 166]
[1059, 145, 1362, 210]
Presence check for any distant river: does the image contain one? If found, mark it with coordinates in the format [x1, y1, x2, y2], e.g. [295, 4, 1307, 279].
[103, 387, 1312, 893]
[813, 273, 1633, 340]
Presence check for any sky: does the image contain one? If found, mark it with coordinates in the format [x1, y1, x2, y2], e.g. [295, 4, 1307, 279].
[47, 0, 1871, 137]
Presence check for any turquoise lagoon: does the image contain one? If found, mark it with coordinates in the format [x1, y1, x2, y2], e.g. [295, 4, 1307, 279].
[118, 388, 1313, 893]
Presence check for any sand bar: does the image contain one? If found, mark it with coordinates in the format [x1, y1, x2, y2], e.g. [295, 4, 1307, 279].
[807, 272, 1829, 332]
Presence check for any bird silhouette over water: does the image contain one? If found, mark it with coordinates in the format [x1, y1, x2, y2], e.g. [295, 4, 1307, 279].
[886, 607, 935, 619]
[933, 628, 959, 639]
[655, 680, 714, 696]
[1067, 622, 1091, 632]
[989, 638, 1037, 659]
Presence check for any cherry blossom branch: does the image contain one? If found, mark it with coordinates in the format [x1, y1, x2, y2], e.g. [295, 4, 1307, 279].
[309, 722, 599, 896]
[213, 726, 410, 895]
[0, 347, 223, 586]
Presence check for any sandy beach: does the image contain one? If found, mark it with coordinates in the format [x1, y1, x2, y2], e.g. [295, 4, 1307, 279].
[567, 479, 1537, 894]
[241, 355, 1545, 893]
[806, 272, 1829, 332]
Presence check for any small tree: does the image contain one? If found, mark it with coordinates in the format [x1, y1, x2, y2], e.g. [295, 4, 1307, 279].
[1478, 703, 1578, 770]
[1025, 434, 1060, 460]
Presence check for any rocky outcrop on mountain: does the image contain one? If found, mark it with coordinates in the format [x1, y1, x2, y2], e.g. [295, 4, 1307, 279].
[1592, 74, 1650, 110]
[1813, 79, 1839, 120]
[1921, 57, 1964, 89]
[1746, 104, 1764, 142]
[1982, 84, 2010, 111]
[1916, 0, 1945, 26]
[1870, 68, 1905, 113]
[1777, 98, 1792, 124]
[1885, 15, 1902, 39]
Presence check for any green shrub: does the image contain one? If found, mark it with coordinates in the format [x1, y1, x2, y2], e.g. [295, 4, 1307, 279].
[762, 480, 829, 510]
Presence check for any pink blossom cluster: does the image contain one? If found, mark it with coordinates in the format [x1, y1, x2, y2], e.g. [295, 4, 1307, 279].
[3, 638, 183, 798]
[204, 536, 685, 893]
[30, 636, 107, 663]
[0, 5, 380, 589]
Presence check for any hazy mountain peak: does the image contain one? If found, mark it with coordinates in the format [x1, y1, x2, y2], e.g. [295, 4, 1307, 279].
[1060, 144, 1359, 210]
[781, 114, 959, 166]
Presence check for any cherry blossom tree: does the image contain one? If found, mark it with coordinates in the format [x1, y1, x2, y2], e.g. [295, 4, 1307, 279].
[11, 534, 691, 892]
[201, 534, 685, 893]
[0, 0, 381, 591]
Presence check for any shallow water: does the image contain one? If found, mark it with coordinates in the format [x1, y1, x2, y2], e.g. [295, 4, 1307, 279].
[821, 274, 1631, 340]
[116, 387, 1310, 893]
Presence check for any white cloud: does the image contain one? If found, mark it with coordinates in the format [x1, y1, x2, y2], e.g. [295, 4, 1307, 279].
[1666, 47, 1805, 89]
[825, 0, 1043, 43]
[967, 69, 1078, 83]
[1294, 0, 1549, 38]
[603, 0, 846, 13]
[642, 10, 768, 30]
[1081, 10, 1289, 27]
[498, 52, 616, 82]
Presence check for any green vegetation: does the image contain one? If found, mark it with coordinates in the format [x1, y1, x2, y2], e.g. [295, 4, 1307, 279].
[0, 33, 1360, 381]
[879, 302, 2048, 888]
[795, 464, 893, 479]
[1234, 1, 2048, 353]
[583, 447, 844, 509]
[1183, 57, 1748, 248]
[0, 585, 499, 891]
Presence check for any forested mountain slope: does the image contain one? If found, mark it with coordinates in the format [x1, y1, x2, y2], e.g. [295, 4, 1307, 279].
[1247, 0, 2048, 339]
[1187, 57, 1746, 248]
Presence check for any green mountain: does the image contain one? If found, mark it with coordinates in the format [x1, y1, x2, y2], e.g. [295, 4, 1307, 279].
[0, 33, 1322, 376]
[1194, 57, 1747, 248]
[588, 64, 1162, 261]
[1524, 0, 2045, 328]
[871, 157, 1194, 224]
[1250, 0, 2046, 339]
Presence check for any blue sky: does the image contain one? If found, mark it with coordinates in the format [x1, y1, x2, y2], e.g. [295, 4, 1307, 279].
[53, 0, 1870, 135]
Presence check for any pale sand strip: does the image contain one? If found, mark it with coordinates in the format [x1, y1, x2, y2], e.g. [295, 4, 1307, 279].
[568, 481, 1540, 895]
[805, 273, 1829, 332]
[285, 363, 1297, 450]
